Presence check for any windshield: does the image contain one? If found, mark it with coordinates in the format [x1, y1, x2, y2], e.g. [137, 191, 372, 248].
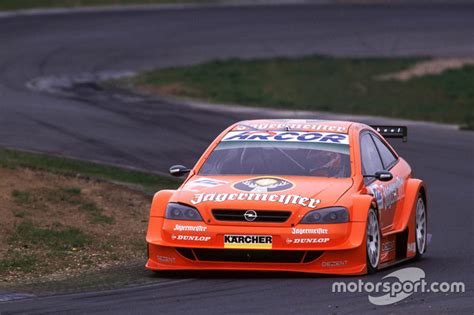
[199, 131, 351, 177]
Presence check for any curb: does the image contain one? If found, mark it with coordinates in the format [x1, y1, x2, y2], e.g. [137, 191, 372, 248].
[1, 0, 473, 18]
[0, 1, 333, 19]
[143, 93, 461, 131]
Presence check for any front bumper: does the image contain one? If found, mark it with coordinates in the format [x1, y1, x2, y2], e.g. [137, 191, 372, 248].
[146, 217, 368, 275]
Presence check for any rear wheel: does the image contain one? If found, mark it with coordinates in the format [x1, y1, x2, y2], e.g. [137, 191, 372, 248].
[366, 208, 381, 273]
[415, 195, 427, 258]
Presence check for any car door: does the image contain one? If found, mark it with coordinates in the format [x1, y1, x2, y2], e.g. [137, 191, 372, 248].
[360, 132, 397, 231]
[370, 133, 407, 231]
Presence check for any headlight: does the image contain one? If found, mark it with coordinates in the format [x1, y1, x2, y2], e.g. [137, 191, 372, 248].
[165, 203, 203, 221]
[300, 207, 349, 224]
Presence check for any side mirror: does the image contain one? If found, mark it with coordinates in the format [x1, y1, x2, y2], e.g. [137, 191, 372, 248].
[363, 171, 393, 182]
[375, 171, 393, 182]
[169, 165, 191, 177]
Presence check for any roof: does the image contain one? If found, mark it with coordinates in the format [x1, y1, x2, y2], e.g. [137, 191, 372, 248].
[232, 119, 353, 134]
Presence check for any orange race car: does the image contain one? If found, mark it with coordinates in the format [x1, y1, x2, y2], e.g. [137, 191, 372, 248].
[146, 119, 427, 275]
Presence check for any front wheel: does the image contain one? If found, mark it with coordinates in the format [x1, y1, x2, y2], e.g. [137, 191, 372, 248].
[366, 208, 381, 273]
[415, 195, 427, 258]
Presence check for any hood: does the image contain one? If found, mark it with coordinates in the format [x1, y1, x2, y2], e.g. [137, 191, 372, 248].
[170, 175, 353, 216]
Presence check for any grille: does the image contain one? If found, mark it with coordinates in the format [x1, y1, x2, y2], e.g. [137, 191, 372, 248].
[212, 209, 291, 223]
[177, 248, 324, 264]
[176, 248, 195, 261]
[303, 250, 324, 263]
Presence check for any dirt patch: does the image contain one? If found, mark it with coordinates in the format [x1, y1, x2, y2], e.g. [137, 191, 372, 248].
[136, 82, 202, 98]
[377, 58, 474, 81]
[0, 167, 151, 286]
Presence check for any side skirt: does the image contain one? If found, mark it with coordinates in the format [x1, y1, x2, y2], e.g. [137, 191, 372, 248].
[378, 257, 413, 270]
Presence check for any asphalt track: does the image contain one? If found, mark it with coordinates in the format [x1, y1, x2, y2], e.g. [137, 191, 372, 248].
[0, 3, 473, 314]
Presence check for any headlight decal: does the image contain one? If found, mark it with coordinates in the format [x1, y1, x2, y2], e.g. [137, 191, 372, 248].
[165, 203, 203, 221]
[299, 207, 349, 224]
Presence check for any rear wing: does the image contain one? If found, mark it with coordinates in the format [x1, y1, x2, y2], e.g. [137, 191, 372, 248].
[370, 125, 407, 142]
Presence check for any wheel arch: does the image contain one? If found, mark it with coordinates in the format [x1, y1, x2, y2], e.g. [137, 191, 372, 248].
[419, 185, 428, 214]
[149, 190, 175, 217]
[350, 193, 376, 222]
[393, 178, 426, 232]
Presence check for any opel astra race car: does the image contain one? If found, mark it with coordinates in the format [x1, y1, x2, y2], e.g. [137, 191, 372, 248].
[146, 119, 427, 275]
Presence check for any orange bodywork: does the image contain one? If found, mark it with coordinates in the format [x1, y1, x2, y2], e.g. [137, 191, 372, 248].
[146, 119, 426, 275]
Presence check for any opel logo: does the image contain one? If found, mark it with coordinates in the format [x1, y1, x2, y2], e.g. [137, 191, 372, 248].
[244, 210, 257, 222]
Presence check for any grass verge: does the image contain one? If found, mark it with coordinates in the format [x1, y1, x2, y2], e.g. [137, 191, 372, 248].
[0, 0, 211, 11]
[0, 148, 178, 194]
[119, 56, 474, 128]
[0, 148, 180, 285]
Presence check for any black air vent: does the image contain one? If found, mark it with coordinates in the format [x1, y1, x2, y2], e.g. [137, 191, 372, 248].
[212, 209, 291, 223]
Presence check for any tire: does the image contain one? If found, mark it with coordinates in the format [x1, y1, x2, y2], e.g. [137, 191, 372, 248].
[415, 194, 427, 258]
[366, 208, 381, 274]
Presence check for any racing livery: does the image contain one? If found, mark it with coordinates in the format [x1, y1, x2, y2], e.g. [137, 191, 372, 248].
[146, 119, 427, 275]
